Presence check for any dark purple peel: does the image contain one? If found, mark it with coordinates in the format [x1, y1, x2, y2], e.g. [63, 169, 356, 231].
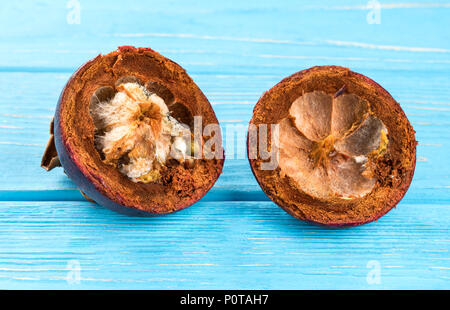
[43, 46, 224, 216]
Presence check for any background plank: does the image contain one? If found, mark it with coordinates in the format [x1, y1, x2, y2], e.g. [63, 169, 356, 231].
[0, 201, 448, 289]
[0, 68, 448, 203]
[0, 0, 449, 289]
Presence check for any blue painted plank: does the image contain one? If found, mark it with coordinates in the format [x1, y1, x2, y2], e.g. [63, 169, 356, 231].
[0, 69, 449, 203]
[0, 0, 449, 290]
[1, 1, 450, 71]
[0, 200, 448, 289]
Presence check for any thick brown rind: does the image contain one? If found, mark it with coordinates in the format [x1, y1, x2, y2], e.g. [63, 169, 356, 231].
[54, 46, 224, 215]
[248, 66, 416, 226]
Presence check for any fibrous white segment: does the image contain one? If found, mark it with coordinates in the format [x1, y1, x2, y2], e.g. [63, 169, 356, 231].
[91, 82, 193, 183]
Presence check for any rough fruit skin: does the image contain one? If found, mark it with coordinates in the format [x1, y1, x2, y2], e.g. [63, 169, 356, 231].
[53, 56, 154, 216]
[247, 66, 416, 226]
[53, 47, 224, 216]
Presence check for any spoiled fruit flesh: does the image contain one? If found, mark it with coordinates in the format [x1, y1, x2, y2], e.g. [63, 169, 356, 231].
[278, 90, 388, 199]
[90, 81, 195, 183]
[41, 46, 224, 216]
[249, 65, 416, 226]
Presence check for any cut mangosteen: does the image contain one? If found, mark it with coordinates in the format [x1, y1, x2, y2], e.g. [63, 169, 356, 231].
[248, 66, 416, 226]
[42, 46, 224, 215]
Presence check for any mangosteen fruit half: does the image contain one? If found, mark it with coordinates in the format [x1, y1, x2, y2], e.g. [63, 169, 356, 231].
[248, 66, 416, 226]
[42, 46, 224, 215]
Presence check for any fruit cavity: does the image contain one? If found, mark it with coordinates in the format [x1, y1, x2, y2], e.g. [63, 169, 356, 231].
[278, 90, 388, 199]
[90, 81, 194, 183]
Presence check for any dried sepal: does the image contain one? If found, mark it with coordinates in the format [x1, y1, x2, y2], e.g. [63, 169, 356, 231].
[41, 118, 61, 171]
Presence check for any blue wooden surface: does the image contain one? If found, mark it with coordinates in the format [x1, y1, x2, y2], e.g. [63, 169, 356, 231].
[0, 0, 449, 289]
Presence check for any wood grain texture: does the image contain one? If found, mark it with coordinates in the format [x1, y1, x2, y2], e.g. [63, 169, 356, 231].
[0, 201, 448, 289]
[0, 0, 449, 289]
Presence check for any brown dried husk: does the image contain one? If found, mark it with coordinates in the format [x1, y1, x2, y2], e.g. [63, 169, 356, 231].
[248, 66, 417, 226]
